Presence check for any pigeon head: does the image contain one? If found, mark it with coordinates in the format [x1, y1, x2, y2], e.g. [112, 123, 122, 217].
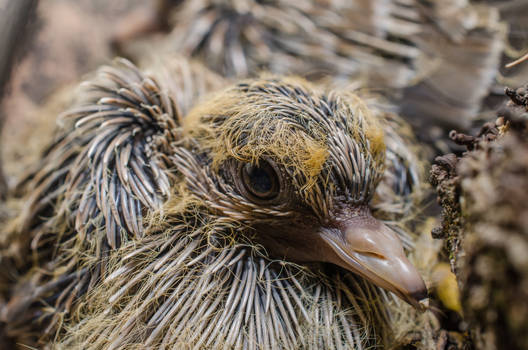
[178, 76, 428, 308]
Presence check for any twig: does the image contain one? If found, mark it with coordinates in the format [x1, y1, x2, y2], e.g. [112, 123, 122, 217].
[505, 52, 528, 69]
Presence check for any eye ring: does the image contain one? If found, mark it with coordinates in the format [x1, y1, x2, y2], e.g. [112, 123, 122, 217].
[240, 159, 280, 201]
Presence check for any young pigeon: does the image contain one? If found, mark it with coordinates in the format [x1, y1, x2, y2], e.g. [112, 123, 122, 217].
[0, 57, 431, 349]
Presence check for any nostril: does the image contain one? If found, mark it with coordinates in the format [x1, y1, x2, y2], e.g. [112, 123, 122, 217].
[359, 251, 386, 260]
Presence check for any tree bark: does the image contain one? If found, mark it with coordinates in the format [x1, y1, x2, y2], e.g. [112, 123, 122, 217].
[431, 84, 528, 350]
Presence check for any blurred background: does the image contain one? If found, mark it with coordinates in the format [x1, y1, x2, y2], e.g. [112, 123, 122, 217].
[1, 0, 149, 181]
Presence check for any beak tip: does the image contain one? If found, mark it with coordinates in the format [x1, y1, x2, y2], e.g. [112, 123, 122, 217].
[410, 288, 428, 303]
[408, 288, 429, 311]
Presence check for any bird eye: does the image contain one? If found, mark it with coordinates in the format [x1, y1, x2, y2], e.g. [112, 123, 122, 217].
[240, 160, 280, 200]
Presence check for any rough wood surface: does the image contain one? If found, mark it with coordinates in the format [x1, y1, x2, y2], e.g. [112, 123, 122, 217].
[431, 83, 528, 350]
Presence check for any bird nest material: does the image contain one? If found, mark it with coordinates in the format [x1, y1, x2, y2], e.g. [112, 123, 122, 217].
[431, 83, 528, 350]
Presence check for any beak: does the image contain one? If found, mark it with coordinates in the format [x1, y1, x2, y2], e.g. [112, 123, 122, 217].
[319, 213, 428, 309]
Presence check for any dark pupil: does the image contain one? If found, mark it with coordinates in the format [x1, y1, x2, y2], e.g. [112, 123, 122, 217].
[242, 162, 278, 199]
[247, 165, 272, 194]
